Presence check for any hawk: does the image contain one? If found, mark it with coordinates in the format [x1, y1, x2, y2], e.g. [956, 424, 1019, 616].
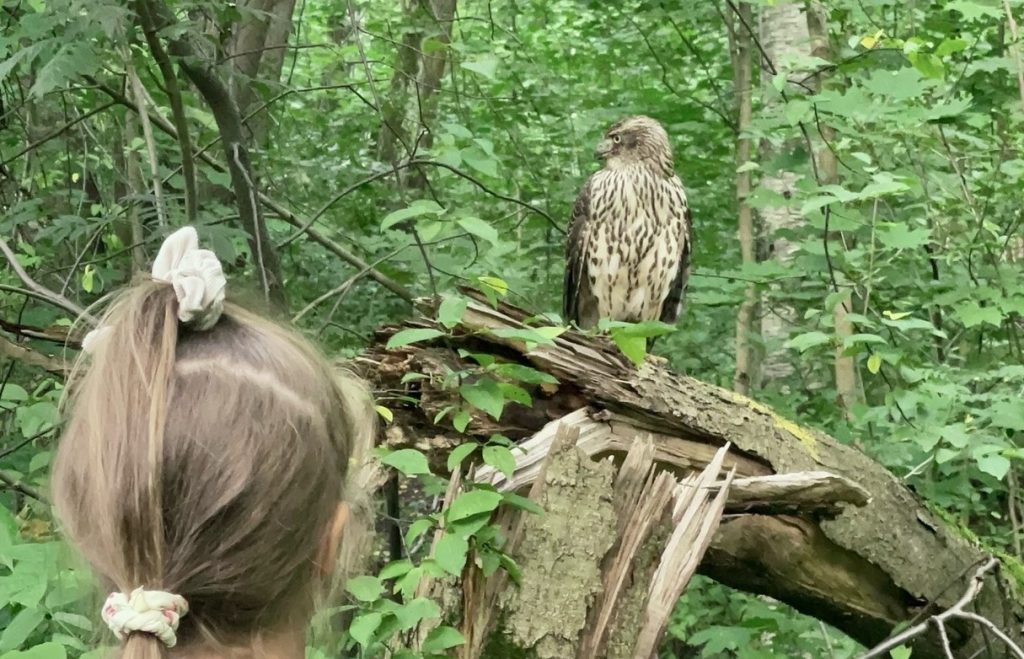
[563, 115, 692, 331]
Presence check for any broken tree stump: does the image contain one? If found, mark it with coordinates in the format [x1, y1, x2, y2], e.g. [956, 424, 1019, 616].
[359, 291, 1024, 657]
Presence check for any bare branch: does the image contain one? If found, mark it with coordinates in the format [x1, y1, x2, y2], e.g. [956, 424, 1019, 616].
[137, 0, 198, 223]
[860, 558, 1024, 659]
[0, 237, 91, 320]
[0, 333, 68, 374]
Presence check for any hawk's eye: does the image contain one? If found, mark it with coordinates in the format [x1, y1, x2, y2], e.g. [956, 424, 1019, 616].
[612, 135, 621, 144]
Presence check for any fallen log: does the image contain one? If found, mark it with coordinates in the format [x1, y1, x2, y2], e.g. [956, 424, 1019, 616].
[358, 291, 1024, 657]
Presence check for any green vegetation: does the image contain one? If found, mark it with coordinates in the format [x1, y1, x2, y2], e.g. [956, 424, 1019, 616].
[1, 0, 1023, 656]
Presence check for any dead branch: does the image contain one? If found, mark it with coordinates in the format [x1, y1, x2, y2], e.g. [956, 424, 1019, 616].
[860, 558, 1024, 659]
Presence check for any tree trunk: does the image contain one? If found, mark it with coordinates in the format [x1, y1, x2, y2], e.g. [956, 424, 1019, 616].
[729, 1, 761, 395]
[375, 0, 457, 170]
[758, 1, 811, 382]
[360, 291, 1024, 658]
[806, 2, 863, 419]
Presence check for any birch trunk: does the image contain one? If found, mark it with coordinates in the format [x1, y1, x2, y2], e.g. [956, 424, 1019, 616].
[730, 1, 761, 394]
[807, 2, 864, 419]
[758, 1, 811, 381]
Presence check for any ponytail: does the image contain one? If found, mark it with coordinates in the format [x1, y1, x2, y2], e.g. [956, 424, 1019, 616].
[53, 227, 373, 654]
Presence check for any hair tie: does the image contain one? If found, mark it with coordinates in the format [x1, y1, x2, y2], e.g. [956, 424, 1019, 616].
[101, 587, 189, 648]
[151, 226, 226, 331]
[79, 227, 226, 354]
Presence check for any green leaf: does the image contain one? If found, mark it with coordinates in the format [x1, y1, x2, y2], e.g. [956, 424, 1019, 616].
[493, 363, 558, 385]
[989, 401, 1024, 431]
[81, 264, 95, 293]
[394, 597, 440, 630]
[381, 449, 431, 476]
[947, 0, 1002, 20]
[447, 489, 503, 522]
[378, 559, 413, 580]
[374, 405, 393, 423]
[910, 52, 944, 79]
[386, 328, 444, 349]
[0, 608, 45, 652]
[612, 332, 647, 367]
[345, 575, 383, 602]
[936, 38, 968, 56]
[877, 223, 931, 249]
[433, 533, 469, 576]
[502, 492, 543, 514]
[458, 216, 500, 245]
[453, 409, 471, 432]
[462, 54, 499, 79]
[461, 147, 499, 177]
[422, 626, 467, 653]
[497, 382, 532, 407]
[785, 331, 831, 352]
[483, 445, 516, 480]
[477, 276, 508, 296]
[954, 302, 1003, 328]
[348, 612, 382, 647]
[405, 519, 433, 546]
[0, 643, 67, 659]
[889, 646, 912, 659]
[459, 379, 505, 420]
[447, 443, 478, 471]
[437, 295, 468, 328]
[380, 199, 444, 230]
[977, 453, 1011, 480]
[867, 354, 882, 374]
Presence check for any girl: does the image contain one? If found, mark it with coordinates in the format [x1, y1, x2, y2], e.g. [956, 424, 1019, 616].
[52, 226, 374, 658]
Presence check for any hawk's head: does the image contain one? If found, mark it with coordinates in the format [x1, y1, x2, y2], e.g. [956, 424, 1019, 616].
[594, 115, 673, 172]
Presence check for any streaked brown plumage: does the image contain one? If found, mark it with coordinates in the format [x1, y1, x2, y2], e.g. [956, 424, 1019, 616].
[563, 115, 692, 329]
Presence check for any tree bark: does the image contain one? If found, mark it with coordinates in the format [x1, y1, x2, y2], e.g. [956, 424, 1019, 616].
[375, 0, 457, 169]
[147, 0, 287, 308]
[360, 291, 1024, 657]
[806, 2, 863, 419]
[757, 1, 811, 382]
[729, 1, 761, 394]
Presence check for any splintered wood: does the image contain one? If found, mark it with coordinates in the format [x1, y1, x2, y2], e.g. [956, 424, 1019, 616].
[454, 421, 737, 659]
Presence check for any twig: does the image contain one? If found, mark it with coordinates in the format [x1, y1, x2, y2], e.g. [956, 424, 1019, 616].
[859, 558, 1024, 659]
[0, 237, 91, 320]
[137, 0, 198, 223]
[0, 333, 67, 374]
[93, 77, 416, 306]
[127, 64, 167, 227]
[0, 101, 116, 167]
[0, 469, 48, 503]
[292, 245, 407, 323]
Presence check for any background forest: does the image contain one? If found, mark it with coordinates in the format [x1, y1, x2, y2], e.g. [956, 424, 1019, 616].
[1, 0, 1023, 657]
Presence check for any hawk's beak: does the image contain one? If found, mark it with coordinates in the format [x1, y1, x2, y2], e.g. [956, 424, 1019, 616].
[594, 138, 613, 160]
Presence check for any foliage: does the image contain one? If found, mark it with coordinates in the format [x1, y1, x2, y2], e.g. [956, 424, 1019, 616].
[0, 0, 1023, 656]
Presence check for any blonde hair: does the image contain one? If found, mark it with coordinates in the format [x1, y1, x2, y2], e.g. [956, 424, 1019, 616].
[53, 280, 374, 658]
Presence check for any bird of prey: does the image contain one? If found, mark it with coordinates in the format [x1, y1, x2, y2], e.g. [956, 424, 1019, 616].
[563, 115, 692, 331]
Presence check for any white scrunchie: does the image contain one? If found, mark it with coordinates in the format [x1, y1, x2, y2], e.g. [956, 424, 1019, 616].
[101, 587, 189, 648]
[151, 226, 226, 331]
[81, 227, 226, 353]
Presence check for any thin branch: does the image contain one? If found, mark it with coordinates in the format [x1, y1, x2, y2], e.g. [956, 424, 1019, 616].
[859, 558, 1024, 659]
[0, 101, 116, 167]
[127, 64, 168, 227]
[0, 332, 68, 374]
[0, 469, 47, 503]
[0, 237, 91, 320]
[92, 78, 417, 305]
[292, 245, 408, 323]
[148, 0, 285, 306]
[137, 0, 198, 223]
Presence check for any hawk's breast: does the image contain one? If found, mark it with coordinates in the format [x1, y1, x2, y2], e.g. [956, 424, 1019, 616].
[584, 168, 686, 323]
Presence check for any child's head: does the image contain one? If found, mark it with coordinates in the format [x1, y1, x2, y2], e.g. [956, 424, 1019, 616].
[52, 227, 374, 658]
